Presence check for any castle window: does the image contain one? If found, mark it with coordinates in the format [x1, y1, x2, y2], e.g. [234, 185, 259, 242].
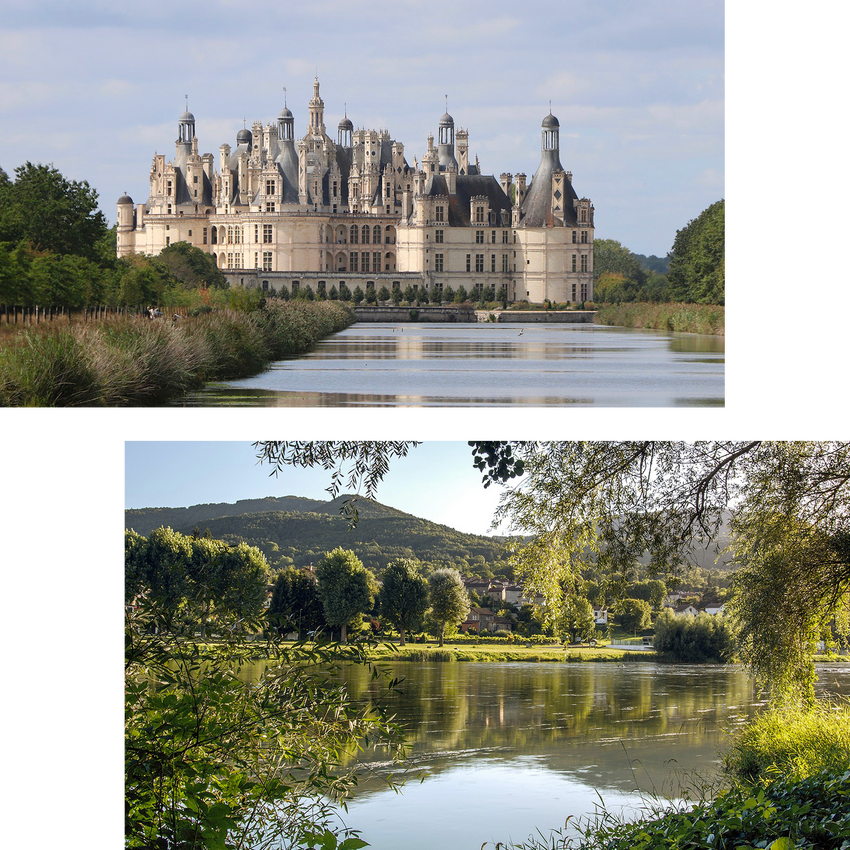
[203, 228, 208, 245]
[193, 176, 198, 184]
[475, 231, 484, 244]
[475, 206, 484, 223]
[491, 231, 496, 243]
[572, 230, 577, 244]
[435, 229, 444, 243]
[434, 253, 444, 272]
[211, 228, 217, 244]
[362, 225, 370, 244]
[373, 226, 381, 244]
[188, 229, 192, 237]
[580, 208, 587, 222]
[490, 254, 496, 272]
[262, 280, 269, 291]
[362, 252, 370, 272]
[502, 253, 509, 273]
[167, 180, 173, 196]
[502, 230, 509, 244]
[572, 254, 577, 272]
[262, 252, 272, 271]
[350, 225, 358, 244]
[581, 255, 588, 272]
[435, 205, 445, 222]
[263, 224, 273, 244]
[350, 252, 359, 271]
[266, 179, 276, 195]
[166, 237, 170, 247]
[466, 254, 471, 272]
[265, 202, 275, 212]
[572, 283, 577, 301]
[475, 254, 484, 273]
[581, 231, 588, 243]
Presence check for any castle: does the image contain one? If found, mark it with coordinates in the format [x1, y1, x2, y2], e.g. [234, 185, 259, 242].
[117, 78, 595, 303]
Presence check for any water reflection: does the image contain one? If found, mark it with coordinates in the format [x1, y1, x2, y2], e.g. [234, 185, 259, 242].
[174, 323, 724, 407]
[236, 660, 848, 850]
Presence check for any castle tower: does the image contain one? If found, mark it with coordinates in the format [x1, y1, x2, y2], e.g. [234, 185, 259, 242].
[177, 107, 195, 145]
[437, 111, 458, 171]
[308, 76, 325, 134]
[338, 111, 353, 149]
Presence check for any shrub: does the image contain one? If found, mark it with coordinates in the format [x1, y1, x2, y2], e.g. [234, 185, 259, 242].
[724, 702, 850, 783]
[506, 770, 850, 850]
[653, 610, 735, 663]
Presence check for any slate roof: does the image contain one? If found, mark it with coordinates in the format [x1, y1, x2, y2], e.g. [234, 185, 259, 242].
[422, 173, 511, 226]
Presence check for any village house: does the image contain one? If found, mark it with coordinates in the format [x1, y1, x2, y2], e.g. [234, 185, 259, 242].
[461, 606, 513, 634]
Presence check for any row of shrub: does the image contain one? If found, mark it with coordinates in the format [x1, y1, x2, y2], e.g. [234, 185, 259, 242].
[0, 300, 353, 406]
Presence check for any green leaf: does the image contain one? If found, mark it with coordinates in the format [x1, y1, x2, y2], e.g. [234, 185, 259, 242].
[767, 839, 797, 850]
[338, 837, 370, 850]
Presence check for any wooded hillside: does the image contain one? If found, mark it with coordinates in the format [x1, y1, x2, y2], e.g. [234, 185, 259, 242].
[125, 496, 510, 574]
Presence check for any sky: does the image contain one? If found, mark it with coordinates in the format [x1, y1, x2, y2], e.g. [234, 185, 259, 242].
[125, 441, 510, 537]
[0, 0, 724, 257]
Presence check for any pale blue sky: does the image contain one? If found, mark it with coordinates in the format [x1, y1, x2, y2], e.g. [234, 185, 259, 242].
[125, 441, 509, 536]
[0, 0, 726, 256]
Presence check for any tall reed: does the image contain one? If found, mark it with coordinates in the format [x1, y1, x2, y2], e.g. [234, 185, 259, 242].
[0, 301, 353, 406]
[594, 302, 724, 335]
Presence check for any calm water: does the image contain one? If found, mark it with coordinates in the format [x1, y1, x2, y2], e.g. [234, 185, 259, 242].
[246, 661, 849, 849]
[175, 323, 724, 407]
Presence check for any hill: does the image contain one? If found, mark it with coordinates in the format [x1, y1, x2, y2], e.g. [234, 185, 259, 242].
[125, 495, 509, 574]
[125, 494, 410, 537]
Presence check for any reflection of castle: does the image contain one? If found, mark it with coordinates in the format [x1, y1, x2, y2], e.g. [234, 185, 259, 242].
[117, 78, 594, 303]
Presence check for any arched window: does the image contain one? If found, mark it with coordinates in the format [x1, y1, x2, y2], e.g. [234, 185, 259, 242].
[373, 225, 381, 244]
[362, 225, 370, 244]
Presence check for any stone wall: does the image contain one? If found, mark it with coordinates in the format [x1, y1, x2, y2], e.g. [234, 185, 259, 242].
[478, 310, 596, 323]
[353, 306, 476, 322]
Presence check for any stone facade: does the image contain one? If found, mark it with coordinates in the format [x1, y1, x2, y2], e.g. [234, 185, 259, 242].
[117, 79, 595, 303]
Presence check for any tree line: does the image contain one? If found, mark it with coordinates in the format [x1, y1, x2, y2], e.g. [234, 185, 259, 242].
[0, 162, 243, 312]
[593, 199, 724, 305]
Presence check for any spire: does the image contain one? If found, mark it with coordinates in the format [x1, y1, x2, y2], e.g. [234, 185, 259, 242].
[308, 76, 325, 133]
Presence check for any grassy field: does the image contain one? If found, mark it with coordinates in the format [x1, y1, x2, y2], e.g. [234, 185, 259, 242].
[594, 301, 724, 335]
[242, 639, 654, 664]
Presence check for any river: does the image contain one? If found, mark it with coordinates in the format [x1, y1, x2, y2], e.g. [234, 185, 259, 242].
[173, 322, 724, 406]
[305, 661, 847, 850]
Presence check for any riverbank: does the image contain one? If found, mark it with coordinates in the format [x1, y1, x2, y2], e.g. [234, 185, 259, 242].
[594, 301, 724, 335]
[0, 300, 353, 406]
[370, 642, 649, 663]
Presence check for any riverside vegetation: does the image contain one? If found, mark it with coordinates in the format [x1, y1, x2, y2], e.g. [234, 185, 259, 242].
[0, 299, 352, 405]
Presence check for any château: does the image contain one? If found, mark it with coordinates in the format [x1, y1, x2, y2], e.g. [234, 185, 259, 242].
[117, 78, 595, 303]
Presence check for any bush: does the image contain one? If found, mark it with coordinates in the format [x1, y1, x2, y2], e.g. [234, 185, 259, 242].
[506, 770, 850, 850]
[724, 702, 850, 783]
[653, 610, 735, 663]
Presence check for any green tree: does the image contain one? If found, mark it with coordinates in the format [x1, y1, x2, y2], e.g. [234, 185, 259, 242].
[125, 599, 405, 849]
[403, 284, 415, 303]
[728, 512, 850, 705]
[268, 568, 325, 637]
[559, 593, 596, 643]
[453, 285, 468, 303]
[616, 597, 651, 633]
[442, 285, 455, 303]
[127, 527, 269, 636]
[208, 541, 270, 630]
[391, 284, 402, 305]
[667, 199, 725, 304]
[379, 558, 429, 645]
[592, 239, 647, 295]
[630, 579, 668, 611]
[352, 285, 364, 305]
[338, 282, 352, 302]
[157, 240, 227, 289]
[315, 548, 373, 643]
[377, 285, 391, 303]
[0, 162, 109, 261]
[428, 567, 470, 646]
